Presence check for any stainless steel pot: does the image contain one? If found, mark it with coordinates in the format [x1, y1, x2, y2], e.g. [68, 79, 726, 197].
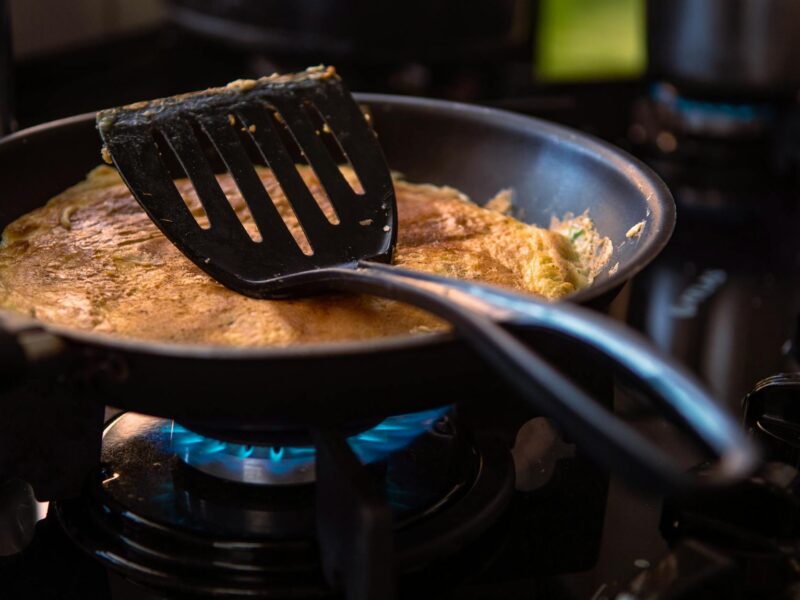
[648, 0, 800, 97]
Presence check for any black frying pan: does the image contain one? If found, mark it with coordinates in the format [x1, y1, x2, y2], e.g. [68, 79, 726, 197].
[0, 95, 757, 492]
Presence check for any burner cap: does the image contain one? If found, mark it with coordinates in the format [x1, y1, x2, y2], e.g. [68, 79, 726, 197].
[169, 407, 450, 486]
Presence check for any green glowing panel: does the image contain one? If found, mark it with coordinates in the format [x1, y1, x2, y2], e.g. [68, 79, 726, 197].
[536, 0, 646, 81]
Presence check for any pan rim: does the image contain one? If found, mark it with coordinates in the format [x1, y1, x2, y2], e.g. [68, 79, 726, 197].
[0, 95, 674, 360]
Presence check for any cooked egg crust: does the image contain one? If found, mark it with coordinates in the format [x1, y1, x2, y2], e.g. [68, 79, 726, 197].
[0, 166, 608, 346]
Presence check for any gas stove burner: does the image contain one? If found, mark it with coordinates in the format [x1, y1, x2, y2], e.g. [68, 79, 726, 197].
[54, 411, 513, 597]
[649, 83, 776, 139]
[168, 407, 451, 486]
[629, 82, 784, 168]
[628, 81, 800, 190]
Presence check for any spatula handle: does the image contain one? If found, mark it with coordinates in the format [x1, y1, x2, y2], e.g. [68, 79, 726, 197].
[317, 262, 758, 495]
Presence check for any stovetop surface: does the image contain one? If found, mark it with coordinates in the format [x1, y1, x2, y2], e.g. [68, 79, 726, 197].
[2, 417, 666, 600]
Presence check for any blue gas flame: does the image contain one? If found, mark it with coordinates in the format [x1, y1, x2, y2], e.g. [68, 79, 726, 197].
[651, 82, 774, 124]
[166, 406, 450, 475]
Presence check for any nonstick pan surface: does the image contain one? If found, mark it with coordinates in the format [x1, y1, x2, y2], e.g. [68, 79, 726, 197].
[0, 94, 675, 424]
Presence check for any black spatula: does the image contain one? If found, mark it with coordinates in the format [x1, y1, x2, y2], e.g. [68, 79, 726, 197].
[97, 66, 396, 295]
[97, 66, 755, 492]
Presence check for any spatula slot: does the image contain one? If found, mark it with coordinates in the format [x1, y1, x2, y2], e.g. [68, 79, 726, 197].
[270, 98, 361, 224]
[220, 111, 315, 255]
[228, 112, 268, 169]
[265, 105, 341, 226]
[302, 101, 366, 197]
[238, 105, 341, 235]
[214, 171, 264, 243]
[183, 117, 266, 243]
[195, 112, 332, 255]
[151, 129, 212, 230]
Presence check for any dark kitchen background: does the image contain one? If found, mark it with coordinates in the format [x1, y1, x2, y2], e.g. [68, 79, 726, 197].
[4, 0, 800, 598]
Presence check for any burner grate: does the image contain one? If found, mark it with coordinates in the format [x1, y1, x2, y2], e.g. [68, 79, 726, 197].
[53, 410, 513, 598]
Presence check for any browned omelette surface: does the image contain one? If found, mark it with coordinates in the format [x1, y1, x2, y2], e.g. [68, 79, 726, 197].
[0, 166, 609, 346]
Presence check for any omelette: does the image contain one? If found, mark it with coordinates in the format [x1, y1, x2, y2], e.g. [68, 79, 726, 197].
[0, 165, 611, 346]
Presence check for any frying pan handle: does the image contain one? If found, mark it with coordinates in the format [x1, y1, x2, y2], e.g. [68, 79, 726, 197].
[326, 262, 759, 495]
[0, 315, 65, 391]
